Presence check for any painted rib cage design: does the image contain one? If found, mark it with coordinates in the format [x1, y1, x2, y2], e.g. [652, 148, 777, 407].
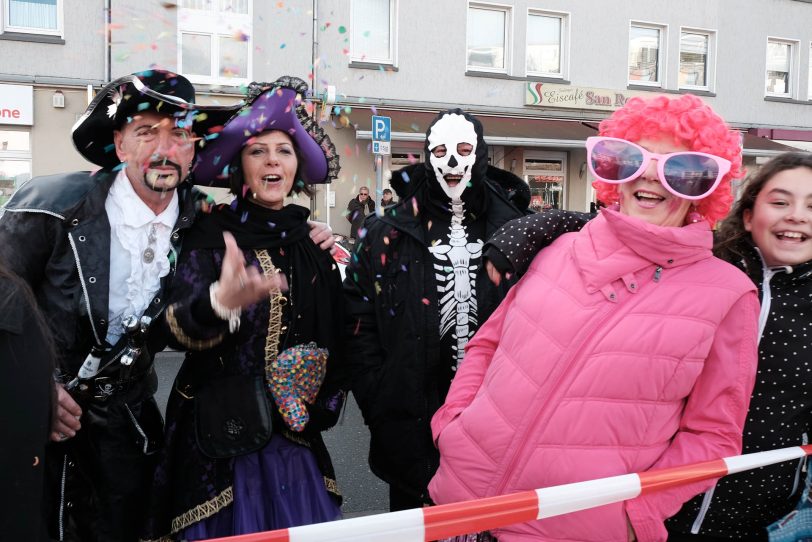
[429, 200, 484, 370]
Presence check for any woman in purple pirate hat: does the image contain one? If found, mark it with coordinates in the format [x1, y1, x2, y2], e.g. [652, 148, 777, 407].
[142, 76, 345, 541]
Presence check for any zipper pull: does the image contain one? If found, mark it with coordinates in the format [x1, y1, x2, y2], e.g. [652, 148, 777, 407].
[653, 266, 662, 282]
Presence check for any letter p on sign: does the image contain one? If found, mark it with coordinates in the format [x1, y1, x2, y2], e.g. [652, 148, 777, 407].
[372, 115, 391, 142]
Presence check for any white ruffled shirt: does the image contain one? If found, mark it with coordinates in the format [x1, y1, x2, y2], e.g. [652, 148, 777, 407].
[105, 169, 178, 345]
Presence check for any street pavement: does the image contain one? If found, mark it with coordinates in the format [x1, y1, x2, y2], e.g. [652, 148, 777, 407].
[154, 350, 389, 518]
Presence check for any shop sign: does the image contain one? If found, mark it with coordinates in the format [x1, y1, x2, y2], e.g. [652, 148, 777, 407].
[526, 82, 657, 111]
[0, 84, 33, 125]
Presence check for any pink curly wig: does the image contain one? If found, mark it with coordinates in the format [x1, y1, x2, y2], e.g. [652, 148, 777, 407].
[593, 94, 745, 226]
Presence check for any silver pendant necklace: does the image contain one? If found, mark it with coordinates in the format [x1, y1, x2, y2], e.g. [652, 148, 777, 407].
[143, 224, 157, 264]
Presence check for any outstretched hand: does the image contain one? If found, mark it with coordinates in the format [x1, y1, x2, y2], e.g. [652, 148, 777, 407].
[214, 232, 288, 311]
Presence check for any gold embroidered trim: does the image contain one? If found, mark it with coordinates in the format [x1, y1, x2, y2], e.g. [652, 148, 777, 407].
[324, 476, 341, 497]
[139, 537, 173, 542]
[166, 304, 225, 351]
[170, 485, 234, 534]
[256, 250, 286, 387]
[279, 433, 340, 497]
[254, 254, 339, 499]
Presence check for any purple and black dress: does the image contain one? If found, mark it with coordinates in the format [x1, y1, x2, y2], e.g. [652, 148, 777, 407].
[142, 201, 346, 541]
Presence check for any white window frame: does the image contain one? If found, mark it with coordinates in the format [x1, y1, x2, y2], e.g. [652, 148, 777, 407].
[466, 2, 513, 75]
[177, 2, 252, 86]
[525, 8, 570, 79]
[349, 0, 398, 66]
[678, 27, 716, 92]
[808, 41, 812, 100]
[628, 21, 667, 87]
[1, 0, 63, 37]
[766, 37, 799, 98]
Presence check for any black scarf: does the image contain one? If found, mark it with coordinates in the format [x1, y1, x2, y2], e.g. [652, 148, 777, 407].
[184, 198, 311, 250]
[183, 199, 345, 396]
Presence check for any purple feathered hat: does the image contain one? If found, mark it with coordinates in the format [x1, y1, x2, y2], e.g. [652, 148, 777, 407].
[193, 76, 339, 187]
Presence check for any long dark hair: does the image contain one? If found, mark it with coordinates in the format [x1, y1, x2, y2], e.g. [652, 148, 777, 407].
[715, 151, 812, 262]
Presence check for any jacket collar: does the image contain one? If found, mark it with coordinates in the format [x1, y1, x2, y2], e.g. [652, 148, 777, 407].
[736, 238, 812, 285]
[573, 207, 714, 293]
[68, 173, 199, 347]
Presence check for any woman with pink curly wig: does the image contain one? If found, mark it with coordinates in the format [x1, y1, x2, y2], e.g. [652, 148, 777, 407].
[592, 94, 744, 227]
[429, 94, 760, 542]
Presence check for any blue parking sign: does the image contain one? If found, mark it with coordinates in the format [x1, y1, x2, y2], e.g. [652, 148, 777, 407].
[372, 115, 391, 142]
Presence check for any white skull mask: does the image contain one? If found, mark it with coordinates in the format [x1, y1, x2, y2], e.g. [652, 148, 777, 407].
[427, 114, 478, 201]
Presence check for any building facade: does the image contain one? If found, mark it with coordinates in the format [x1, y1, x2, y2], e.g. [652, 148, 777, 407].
[1, 0, 811, 230]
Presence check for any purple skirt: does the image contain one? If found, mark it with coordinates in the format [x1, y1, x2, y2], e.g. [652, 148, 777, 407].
[183, 435, 341, 540]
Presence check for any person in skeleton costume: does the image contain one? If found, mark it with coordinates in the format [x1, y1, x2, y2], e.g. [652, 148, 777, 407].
[344, 109, 528, 511]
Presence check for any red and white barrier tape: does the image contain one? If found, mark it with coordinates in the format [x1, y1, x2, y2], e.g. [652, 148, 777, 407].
[206, 444, 812, 542]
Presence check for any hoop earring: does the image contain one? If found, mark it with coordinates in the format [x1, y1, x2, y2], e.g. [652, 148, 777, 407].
[686, 204, 703, 224]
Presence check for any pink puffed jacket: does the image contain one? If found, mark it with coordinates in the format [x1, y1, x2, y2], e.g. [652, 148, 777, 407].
[428, 209, 759, 542]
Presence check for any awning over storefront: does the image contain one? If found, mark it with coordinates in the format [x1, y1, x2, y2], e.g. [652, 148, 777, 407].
[741, 133, 801, 157]
[347, 107, 802, 155]
[350, 108, 598, 148]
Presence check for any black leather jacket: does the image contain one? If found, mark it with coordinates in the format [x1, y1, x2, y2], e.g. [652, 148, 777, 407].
[0, 170, 198, 379]
[0, 169, 201, 541]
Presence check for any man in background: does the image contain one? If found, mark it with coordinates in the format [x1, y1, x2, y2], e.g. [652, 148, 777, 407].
[381, 187, 395, 207]
[347, 185, 375, 243]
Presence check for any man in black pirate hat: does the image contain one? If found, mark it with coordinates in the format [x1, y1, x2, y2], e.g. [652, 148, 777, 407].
[344, 109, 530, 511]
[0, 69, 239, 541]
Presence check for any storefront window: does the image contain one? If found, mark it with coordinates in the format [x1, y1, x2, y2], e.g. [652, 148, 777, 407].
[0, 130, 31, 204]
[524, 152, 566, 211]
[0, 130, 29, 151]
